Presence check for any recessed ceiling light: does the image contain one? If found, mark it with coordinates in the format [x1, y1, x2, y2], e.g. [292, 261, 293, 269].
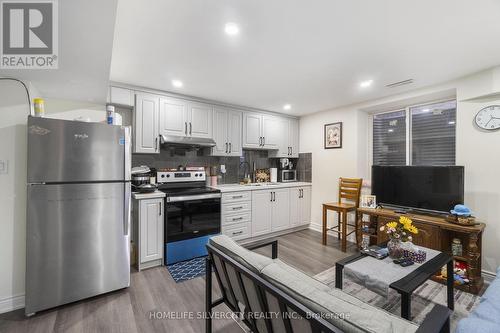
[422, 108, 430, 112]
[448, 121, 456, 125]
[172, 80, 183, 88]
[283, 104, 291, 110]
[359, 80, 373, 88]
[224, 22, 239, 36]
[388, 129, 394, 133]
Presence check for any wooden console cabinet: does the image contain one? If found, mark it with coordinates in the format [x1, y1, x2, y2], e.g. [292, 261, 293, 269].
[356, 207, 486, 294]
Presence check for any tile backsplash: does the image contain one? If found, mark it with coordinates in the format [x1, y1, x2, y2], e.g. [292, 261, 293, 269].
[297, 152, 312, 182]
[132, 148, 312, 184]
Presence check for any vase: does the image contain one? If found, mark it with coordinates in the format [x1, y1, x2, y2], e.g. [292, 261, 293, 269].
[387, 239, 403, 259]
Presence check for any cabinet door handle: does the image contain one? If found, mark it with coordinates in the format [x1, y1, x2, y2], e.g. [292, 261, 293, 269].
[259, 137, 262, 146]
[263, 137, 265, 146]
[225, 142, 228, 153]
[232, 206, 243, 210]
[189, 122, 192, 135]
[232, 217, 243, 221]
[229, 142, 232, 153]
[232, 195, 243, 199]
[155, 137, 158, 151]
[270, 192, 273, 202]
[232, 231, 243, 236]
[159, 202, 162, 216]
[185, 122, 188, 135]
[290, 147, 293, 156]
[272, 191, 275, 202]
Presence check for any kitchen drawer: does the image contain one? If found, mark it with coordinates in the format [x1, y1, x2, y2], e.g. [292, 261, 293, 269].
[222, 223, 251, 240]
[223, 201, 251, 214]
[222, 211, 251, 227]
[222, 191, 251, 203]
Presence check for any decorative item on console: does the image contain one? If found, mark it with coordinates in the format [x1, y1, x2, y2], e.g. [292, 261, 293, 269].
[440, 261, 470, 285]
[361, 195, 377, 208]
[447, 204, 477, 226]
[380, 216, 419, 259]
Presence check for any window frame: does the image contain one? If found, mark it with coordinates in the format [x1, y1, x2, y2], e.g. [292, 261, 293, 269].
[369, 98, 457, 167]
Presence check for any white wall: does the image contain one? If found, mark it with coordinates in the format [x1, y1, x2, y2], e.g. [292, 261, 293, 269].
[300, 67, 500, 275]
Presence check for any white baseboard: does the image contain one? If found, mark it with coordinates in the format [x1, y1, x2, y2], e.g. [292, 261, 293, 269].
[0, 294, 25, 314]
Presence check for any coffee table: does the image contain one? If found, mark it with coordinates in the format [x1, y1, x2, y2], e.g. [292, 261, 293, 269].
[335, 248, 454, 320]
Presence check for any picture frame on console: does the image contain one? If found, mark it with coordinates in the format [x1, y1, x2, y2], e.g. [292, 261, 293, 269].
[361, 195, 377, 208]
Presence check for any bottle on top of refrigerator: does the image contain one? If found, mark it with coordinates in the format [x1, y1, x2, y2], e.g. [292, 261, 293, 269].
[106, 105, 115, 124]
[33, 98, 45, 117]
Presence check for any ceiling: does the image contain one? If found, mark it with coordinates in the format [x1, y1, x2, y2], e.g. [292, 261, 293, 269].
[0, 0, 118, 104]
[111, 0, 500, 115]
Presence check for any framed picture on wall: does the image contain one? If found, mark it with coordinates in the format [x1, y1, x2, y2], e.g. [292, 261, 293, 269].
[324, 122, 342, 149]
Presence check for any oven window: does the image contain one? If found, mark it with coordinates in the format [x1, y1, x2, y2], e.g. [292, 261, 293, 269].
[165, 198, 221, 242]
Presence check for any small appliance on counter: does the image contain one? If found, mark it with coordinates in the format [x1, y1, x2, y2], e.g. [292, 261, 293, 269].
[278, 158, 297, 182]
[156, 167, 221, 265]
[131, 165, 156, 190]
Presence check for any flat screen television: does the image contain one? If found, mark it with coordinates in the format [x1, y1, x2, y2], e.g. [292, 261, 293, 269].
[371, 166, 464, 214]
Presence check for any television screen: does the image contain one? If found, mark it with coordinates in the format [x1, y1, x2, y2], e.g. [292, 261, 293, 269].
[371, 166, 464, 213]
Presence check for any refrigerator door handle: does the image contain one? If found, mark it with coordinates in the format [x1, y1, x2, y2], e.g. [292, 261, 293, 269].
[124, 127, 131, 181]
[124, 183, 131, 236]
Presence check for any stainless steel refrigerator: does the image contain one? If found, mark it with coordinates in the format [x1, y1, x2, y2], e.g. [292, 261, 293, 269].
[25, 116, 131, 315]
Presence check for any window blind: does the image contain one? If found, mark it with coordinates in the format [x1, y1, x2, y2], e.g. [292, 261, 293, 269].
[410, 100, 456, 166]
[373, 110, 407, 166]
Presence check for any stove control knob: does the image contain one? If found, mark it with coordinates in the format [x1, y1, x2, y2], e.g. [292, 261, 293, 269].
[166, 174, 170, 178]
[161, 174, 165, 178]
[195, 173, 199, 177]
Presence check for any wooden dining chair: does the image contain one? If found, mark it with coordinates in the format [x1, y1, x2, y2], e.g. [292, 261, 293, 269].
[322, 177, 363, 252]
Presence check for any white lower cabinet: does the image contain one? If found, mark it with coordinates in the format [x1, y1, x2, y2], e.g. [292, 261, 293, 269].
[271, 188, 290, 232]
[221, 191, 252, 240]
[133, 198, 164, 271]
[251, 190, 273, 237]
[223, 185, 311, 241]
[290, 186, 312, 227]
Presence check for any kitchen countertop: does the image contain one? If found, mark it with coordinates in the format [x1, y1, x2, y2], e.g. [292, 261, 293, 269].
[132, 191, 166, 199]
[210, 182, 312, 193]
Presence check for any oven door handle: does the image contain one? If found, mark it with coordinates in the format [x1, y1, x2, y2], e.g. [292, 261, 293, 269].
[166, 193, 222, 202]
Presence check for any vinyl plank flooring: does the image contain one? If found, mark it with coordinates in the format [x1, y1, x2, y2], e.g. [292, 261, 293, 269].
[0, 229, 353, 333]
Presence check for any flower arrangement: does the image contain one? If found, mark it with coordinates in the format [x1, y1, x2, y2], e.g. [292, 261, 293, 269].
[380, 216, 418, 242]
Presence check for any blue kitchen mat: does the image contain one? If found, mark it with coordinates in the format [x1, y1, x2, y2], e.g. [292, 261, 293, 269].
[166, 256, 208, 283]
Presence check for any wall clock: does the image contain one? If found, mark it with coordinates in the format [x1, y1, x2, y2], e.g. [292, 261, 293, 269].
[475, 105, 500, 131]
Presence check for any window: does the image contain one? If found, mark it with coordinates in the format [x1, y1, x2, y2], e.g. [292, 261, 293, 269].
[372, 100, 456, 166]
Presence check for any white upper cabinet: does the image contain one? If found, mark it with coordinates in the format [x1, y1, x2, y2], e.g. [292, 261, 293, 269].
[289, 118, 299, 158]
[212, 107, 242, 156]
[159, 99, 213, 139]
[134, 93, 160, 154]
[269, 118, 300, 158]
[262, 115, 283, 149]
[109, 86, 134, 107]
[212, 108, 229, 155]
[227, 110, 243, 156]
[159, 97, 188, 137]
[243, 112, 263, 149]
[188, 102, 213, 139]
[243, 112, 298, 152]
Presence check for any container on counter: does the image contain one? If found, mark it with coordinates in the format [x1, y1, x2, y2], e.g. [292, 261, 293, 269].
[33, 98, 45, 117]
[106, 105, 115, 124]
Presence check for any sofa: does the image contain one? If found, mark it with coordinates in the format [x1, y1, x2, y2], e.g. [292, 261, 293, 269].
[205, 235, 451, 333]
[456, 267, 500, 333]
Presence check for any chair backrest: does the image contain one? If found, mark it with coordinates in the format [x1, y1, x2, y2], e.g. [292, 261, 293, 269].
[338, 177, 363, 207]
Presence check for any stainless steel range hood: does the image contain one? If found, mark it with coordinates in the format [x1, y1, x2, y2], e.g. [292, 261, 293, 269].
[160, 134, 216, 148]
